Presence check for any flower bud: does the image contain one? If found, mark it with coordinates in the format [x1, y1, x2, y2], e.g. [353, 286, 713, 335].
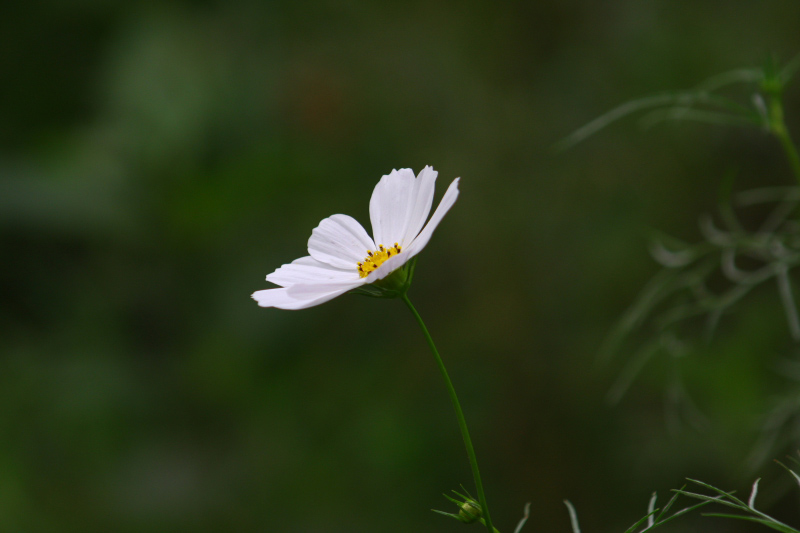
[458, 499, 482, 523]
[433, 488, 486, 526]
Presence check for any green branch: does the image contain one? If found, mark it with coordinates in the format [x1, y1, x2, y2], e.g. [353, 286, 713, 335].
[401, 294, 496, 533]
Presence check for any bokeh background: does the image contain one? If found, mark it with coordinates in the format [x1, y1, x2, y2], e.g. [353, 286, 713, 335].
[3, 1, 800, 531]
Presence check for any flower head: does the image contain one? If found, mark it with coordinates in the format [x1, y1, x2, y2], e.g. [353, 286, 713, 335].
[252, 166, 459, 309]
[433, 488, 485, 525]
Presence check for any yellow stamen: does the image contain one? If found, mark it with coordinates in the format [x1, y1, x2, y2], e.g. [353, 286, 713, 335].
[357, 243, 402, 278]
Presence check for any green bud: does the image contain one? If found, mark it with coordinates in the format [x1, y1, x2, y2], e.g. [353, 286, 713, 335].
[458, 499, 482, 523]
[433, 487, 487, 526]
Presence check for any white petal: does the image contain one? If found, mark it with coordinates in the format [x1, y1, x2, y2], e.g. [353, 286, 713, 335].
[400, 166, 437, 246]
[287, 278, 365, 297]
[307, 214, 375, 269]
[267, 256, 359, 287]
[369, 168, 416, 246]
[251, 284, 355, 310]
[404, 178, 459, 257]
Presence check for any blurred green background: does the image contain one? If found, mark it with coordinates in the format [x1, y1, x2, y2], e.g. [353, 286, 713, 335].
[3, 1, 800, 531]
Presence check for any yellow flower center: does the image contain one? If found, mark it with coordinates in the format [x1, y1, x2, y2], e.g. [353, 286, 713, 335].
[357, 243, 402, 278]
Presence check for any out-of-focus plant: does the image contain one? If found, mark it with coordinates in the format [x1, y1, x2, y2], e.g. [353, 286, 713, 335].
[557, 55, 800, 183]
[434, 488, 532, 533]
[676, 453, 800, 533]
[561, 455, 800, 533]
[561, 54, 800, 469]
[563, 487, 712, 533]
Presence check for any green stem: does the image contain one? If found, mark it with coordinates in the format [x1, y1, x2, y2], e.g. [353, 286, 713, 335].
[776, 126, 800, 186]
[768, 92, 800, 185]
[401, 294, 496, 533]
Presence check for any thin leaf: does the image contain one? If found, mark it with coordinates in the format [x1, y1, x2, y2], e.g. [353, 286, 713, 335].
[674, 492, 746, 512]
[649, 240, 697, 268]
[512, 502, 531, 533]
[563, 500, 581, 533]
[718, 189, 746, 235]
[775, 460, 800, 489]
[431, 509, 460, 520]
[598, 266, 688, 362]
[685, 479, 745, 505]
[699, 213, 735, 246]
[622, 509, 659, 533]
[452, 489, 472, 502]
[655, 486, 683, 522]
[556, 92, 737, 150]
[601, 249, 722, 378]
[735, 187, 800, 206]
[775, 265, 800, 341]
[703, 513, 800, 533]
[606, 338, 660, 404]
[556, 94, 680, 149]
[639, 108, 761, 129]
[647, 492, 657, 528]
[655, 299, 713, 330]
[693, 67, 763, 92]
[754, 192, 799, 235]
[443, 493, 462, 506]
[748, 478, 761, 509]
[779, 52, 800, 86]
[651, 498, 716, 528]
[791, 451, 800, 467]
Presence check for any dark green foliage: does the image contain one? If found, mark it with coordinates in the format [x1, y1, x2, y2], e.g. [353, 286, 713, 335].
[3, 2, 800, 531]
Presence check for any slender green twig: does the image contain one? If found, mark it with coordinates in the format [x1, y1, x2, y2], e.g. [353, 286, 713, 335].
[763, 66, 800, 186]
[401, 293, 496, 533]
[771, 101, 800, 186]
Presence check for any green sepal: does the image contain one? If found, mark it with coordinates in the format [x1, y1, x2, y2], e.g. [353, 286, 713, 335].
[349, 257, 417, 299]
[431, 509, 462, 521]
[433, 488, 484, 525]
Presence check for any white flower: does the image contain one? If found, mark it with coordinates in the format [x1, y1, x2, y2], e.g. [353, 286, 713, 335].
[252, 166, 460, 310]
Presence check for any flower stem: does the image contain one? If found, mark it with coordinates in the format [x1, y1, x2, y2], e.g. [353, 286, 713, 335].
[401, 294, 496, 533]
[766, 83, 800, 185]
[774, 122, 800, 186]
